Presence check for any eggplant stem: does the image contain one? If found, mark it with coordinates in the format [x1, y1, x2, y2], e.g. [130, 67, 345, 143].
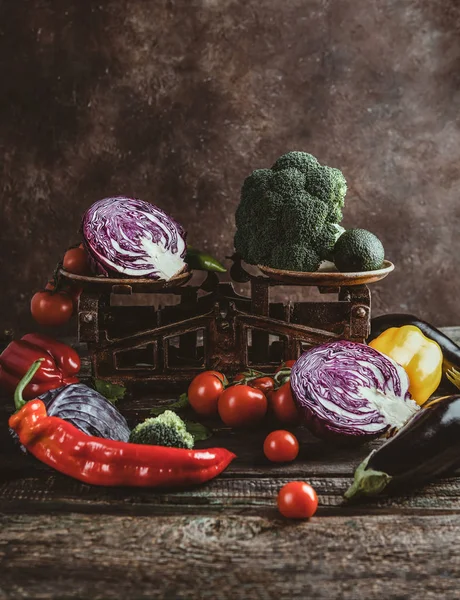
[344, 451, 392, 501]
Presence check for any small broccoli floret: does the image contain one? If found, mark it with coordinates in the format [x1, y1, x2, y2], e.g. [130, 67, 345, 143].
[234, 151, 347, 272]
[129, 410, 194, 449]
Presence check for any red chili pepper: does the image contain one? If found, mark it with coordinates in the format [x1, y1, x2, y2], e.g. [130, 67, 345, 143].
[9, 361, 236, 488]
[0, 333, 80, 400]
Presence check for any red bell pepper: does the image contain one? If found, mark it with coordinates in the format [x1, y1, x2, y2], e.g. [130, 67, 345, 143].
[10, 361, 236, 488]
[0, 333, 80, 400]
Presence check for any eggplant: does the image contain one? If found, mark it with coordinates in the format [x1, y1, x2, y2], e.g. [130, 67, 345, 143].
[369, 313, 460, 375]
[344, 394, 460, 500]
[39, 383, 130, 442]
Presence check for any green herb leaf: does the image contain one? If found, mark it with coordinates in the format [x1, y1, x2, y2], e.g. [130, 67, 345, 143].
[94, 379, 127, 404]
[184, 420, 213, 442]
[150, 393, 189, 416]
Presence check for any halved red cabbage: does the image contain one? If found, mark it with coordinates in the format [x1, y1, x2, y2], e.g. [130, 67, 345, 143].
[81, 197, 187, 280]
[290, 340, 419, 442]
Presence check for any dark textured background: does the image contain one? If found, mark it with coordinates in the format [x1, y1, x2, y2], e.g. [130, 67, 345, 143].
[1, 0, 460, 334]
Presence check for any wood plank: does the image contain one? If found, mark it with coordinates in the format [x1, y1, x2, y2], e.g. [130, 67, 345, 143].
[1, 472, 460, 517]
[1, 512, 460, 599]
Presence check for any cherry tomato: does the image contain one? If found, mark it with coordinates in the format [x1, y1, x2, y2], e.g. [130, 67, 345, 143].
[277, 481, 318, 519]
[218, 385, 267, 427]
[276, 360, 296, 373]
[233, 374, 274, 394]
[233, 373, 246, 383]
[45, 281, 82, 310]
[31, 290, 74, 326]
[188, 371, 226, 416]
[63, 247, 89, 275]
[264, 430, 299, 463]
[268, 382, 300, 424]
[250, 376, 275, 394]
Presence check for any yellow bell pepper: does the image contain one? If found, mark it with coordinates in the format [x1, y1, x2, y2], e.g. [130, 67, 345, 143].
[369, 325, 442, 406]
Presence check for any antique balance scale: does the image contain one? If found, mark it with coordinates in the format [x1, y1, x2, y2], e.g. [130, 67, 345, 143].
[60, 255, 394, 390]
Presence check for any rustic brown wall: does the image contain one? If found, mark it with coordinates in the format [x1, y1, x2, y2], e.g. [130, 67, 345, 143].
[1, 0, 460, 334]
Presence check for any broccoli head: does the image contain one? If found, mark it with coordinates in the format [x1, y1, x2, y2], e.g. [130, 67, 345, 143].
[129, 410, 194, 449]
[234, 151, 347, 270]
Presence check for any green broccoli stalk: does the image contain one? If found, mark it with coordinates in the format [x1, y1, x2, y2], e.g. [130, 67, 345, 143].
[234, 151, 347, 272]
[129, 410, 194, 449]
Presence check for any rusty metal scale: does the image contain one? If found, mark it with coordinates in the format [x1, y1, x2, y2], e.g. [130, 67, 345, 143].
[59, 255, 394, 390]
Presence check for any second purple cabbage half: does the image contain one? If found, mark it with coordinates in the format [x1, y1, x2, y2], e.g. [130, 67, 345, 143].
[290, 340, 420, 443]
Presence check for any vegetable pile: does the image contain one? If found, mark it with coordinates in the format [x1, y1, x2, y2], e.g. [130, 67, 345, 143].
[9, 361, 236, 489]
[6, 149, 460, 518]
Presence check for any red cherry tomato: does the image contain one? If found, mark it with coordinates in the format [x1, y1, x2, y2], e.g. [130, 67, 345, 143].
[250, 376, 275, 394]
[233, 373, 246, 383]
[277, 481, 318, 519]
[268, 382, 300, 424]
[188, 371, 226, 416]
[276, 360, 296, 373]
[63, 247, 89, 275]
[264, 430, 299, 463]
[45, 281, 82, 311]
[218, 385, 267, 427]
[31, 290, 74, 326]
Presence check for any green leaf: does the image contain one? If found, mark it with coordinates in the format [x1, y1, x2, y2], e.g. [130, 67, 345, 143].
[150, 393, 189, 416]
[94, 379, 127, 404]
[184, 420, 213, 442]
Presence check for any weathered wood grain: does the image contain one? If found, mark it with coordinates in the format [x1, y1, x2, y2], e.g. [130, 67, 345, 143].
[1, 512, 460, 600]
[1, 473, 460, 517]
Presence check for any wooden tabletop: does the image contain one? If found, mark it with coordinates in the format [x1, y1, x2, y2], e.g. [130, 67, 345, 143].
[2, 329, 460, 600]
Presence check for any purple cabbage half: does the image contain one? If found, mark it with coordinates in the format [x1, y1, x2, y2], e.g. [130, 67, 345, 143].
[81, 196, 187, 280]
[290, 341, 420, 442]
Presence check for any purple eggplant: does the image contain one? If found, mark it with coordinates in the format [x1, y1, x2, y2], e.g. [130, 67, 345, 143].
[39, 383, 130, 441]
[344, 394, 460, 500]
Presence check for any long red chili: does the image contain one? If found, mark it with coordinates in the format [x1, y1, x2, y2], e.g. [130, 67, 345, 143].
[9, 361, 236, 488]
